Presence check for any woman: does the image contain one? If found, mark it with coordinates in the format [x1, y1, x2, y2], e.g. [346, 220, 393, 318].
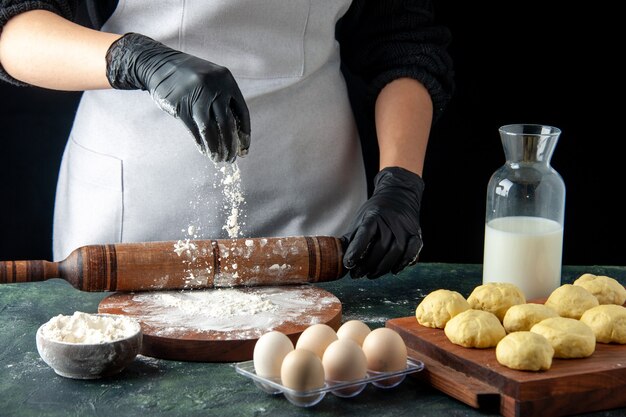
[0, 0, 453, 278]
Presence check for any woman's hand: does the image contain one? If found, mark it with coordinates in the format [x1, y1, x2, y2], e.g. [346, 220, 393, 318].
[106, 33, 250, 162]
[342, 167, 425, 279]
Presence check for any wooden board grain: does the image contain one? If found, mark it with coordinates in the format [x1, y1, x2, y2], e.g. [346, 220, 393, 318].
[99, 285, 341, 362]
[387, 316, 626, 417]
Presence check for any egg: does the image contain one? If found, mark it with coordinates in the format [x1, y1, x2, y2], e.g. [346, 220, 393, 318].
[322, 339, 367, 382]
[281, 348, 325, 391]
[336, 320, 371, 346]
[362, 327, 407, 372]
[295, 323, 338, 359]
[253, 331, 294, 379]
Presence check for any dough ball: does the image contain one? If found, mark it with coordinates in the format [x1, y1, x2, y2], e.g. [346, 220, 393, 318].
[545, 284, 599, 319]
[496, 331, 554, 371]
[502, 303, 559, 333]
[415, 289, 471, 329]
[573, 273, 626, 305]
[530, 317, 595, 358]
[467, 283, 526, 322]
[580, 304, 626, 344]
[444, 309, 506, 348]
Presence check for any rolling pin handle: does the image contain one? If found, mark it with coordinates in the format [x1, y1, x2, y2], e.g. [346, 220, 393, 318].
[0, 260, 60, 285]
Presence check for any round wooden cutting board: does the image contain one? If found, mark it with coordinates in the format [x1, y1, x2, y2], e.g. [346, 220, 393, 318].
[98, 285, 341, 362]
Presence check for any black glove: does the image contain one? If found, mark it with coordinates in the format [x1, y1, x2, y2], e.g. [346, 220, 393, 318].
[105, 33, 250, 163]
[342, 167, 425, 279]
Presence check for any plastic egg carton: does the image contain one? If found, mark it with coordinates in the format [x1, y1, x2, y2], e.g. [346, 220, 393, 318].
[234, 358, 424, 407]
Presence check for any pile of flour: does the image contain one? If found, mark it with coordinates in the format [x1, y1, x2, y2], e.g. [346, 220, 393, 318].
[40, 312, 140, 344]
[127, 286, 338, 338]
[140, 289, 278, 318]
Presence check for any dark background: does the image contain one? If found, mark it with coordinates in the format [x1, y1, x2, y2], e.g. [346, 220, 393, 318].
[0, 2, 622, 266]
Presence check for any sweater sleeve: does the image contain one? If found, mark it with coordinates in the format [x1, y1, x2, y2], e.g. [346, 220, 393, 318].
[0, 0, 78, 86]
[336, 0, 454, 121]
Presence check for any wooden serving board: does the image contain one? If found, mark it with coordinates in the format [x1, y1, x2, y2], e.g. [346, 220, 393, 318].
[99, 285, 341, 362]
[387, 316, 626, 417]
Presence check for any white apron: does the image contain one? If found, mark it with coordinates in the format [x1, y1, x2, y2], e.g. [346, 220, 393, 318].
[53, 0, 366, 261]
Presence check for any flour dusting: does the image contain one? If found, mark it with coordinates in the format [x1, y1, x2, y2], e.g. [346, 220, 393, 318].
[141, 290, 278, 317]
[173, 235, 213, 288]
[174, 162, 247, 285]
[122, 286, 339, 340]
[218, 163, 245, 238]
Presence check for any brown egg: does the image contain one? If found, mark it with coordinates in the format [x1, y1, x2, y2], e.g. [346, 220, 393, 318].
[322, 339, 368, 382]
[361, 327, 407, 372]
[336, 320, 371, 346]
[253, 331, 294, 379]
[280, 349, 325, 392]
[295, 323, 338, 359]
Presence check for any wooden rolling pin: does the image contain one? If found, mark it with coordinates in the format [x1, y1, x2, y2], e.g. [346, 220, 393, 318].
[0, 236, 345, 292]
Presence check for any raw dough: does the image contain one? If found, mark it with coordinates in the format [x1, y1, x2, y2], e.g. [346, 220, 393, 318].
[573, 273, 626, 305]
[580, 304, 626, 344]
[530, 317, 596, 358]
[545, 284, 599, 319]
[496, 331, 554, 371]
[444, 309, 506, 348]
[502, 303, 559, 333]
[415, 289, 471, 329]
[467, 283, 526, 322]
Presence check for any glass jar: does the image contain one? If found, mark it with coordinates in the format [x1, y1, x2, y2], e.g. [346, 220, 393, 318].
[482, 124, 565, 299]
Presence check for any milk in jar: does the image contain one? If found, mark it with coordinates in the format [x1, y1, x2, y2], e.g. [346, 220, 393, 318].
[483, 216, 563, 300]
[482, 124, 566, 299]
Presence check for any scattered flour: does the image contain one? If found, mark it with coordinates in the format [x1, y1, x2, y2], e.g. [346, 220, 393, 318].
[174, 162, 247, 285]
[269, 264, 289, 271]
[147, 289, 278, 317]
[173, 239, 198, 257]
[39, 312, 140, 344]
[124, 286, 339, 340]
[173, 236, 213, 287]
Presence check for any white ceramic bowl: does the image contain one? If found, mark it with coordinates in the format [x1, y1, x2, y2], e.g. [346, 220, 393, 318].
[36, 314, 142, 379]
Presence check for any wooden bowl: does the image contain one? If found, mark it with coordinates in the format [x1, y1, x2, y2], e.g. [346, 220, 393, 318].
[36, 314, 142, 379]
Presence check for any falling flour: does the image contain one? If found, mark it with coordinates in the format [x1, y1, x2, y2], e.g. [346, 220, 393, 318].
[174, 162, 247, 285]
[173, 236, 212, 287]
[39, 312, 140, 344]
[219, 163, 245, 238]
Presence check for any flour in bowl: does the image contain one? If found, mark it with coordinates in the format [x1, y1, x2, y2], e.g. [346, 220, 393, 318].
[40, 312, 140, 344]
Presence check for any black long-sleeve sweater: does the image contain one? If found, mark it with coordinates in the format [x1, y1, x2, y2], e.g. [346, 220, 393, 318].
[0, 0, 454, 191]
[0, 0, 454, 117]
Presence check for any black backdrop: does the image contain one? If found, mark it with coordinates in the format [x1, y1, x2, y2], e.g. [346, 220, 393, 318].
[0, 2, 622, 266]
